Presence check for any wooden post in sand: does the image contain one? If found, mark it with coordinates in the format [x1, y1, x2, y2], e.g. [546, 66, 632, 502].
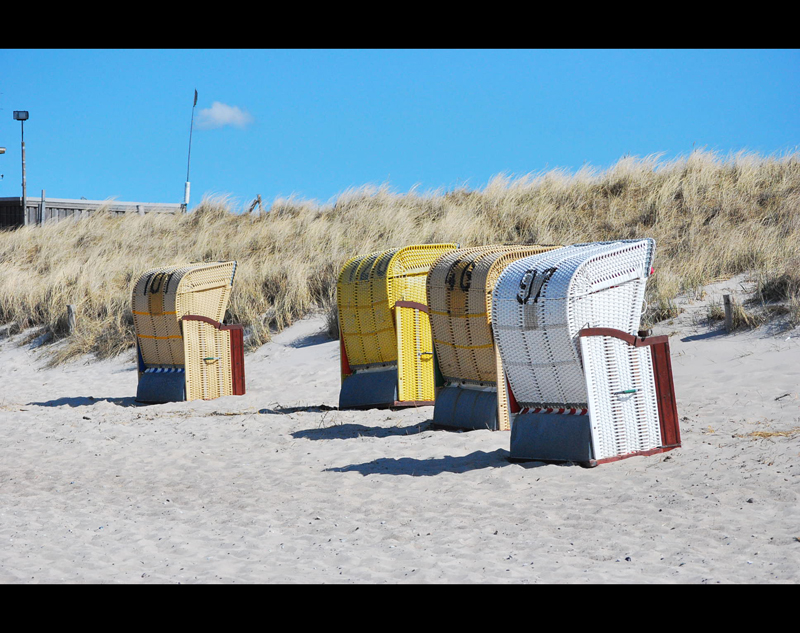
[248, 195, 263, 214]
[67, 304, 76, 335]
[723, 294, 733, 332]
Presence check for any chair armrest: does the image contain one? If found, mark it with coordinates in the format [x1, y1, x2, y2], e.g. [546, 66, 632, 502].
[577, 327, 668, 347]
[393, 300, 430, 314]
[182, 314, 243, 332]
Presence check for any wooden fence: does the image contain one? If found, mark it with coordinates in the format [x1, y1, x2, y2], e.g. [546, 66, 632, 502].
[0, 194, 184, 229]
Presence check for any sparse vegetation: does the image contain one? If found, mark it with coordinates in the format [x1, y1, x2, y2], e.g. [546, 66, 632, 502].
[707, 295, 768, 331]
[1, 149, 799, 363]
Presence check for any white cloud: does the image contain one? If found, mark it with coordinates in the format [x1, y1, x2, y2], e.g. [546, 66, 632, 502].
[196, 101, 254, 130]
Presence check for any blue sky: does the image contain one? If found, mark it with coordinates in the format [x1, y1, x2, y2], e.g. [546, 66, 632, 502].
[1, 49, 797, 210]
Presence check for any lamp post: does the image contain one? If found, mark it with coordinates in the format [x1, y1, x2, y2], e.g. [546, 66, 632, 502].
[13, 111, 28, 225]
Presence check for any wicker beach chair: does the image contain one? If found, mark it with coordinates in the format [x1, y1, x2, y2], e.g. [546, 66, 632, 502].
[337, 243, 458, 409]
[132, 261, 245, 403]
[426, 244, 561, 431]
[491, 239, 680, 465]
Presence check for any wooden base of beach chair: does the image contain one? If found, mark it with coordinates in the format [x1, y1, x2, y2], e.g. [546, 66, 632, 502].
[338, 374, 435, 410]
[432, 384, 501, 431]
[509, 410, 595, 464]
[510, 411, 680, 467]
[508, 408, 681, 467]
[136, 367, 186, 403]
[338, 366, 399, 409]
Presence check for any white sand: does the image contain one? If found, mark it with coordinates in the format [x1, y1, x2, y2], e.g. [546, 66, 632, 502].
[1, 277, 799, 583]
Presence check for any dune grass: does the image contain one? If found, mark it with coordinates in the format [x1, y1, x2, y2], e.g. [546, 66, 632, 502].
[1, 149, 798, 364]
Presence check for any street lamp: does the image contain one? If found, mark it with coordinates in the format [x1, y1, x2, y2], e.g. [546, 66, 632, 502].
[13, 111, 29, 224]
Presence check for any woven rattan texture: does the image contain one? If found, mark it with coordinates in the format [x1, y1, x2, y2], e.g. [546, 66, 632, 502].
[492, 240, 655, 409]
[337, 244, 457, 370]
[183, 319, 235, 401]
[395, 300, 437, 401]
[427, 244, 560, 386]
[337, 248, 401, 368]
[580, 335, 662, 460]
[337, 243, 457, 403]
[132, 261, 237, 368]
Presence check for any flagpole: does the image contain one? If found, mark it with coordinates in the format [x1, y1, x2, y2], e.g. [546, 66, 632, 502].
[183, 89, 197, 212]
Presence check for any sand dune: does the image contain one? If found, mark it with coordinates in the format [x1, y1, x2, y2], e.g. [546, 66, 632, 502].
[1, 277, 799, 583]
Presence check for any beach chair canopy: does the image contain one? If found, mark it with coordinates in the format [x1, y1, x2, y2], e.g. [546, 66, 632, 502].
[132, 261, 244, 402]
[337, 243, 458, 408]
[426, 243, 561, 430]
[492, 239, 655, 409]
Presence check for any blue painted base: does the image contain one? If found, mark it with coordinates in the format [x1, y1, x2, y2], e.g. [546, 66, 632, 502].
[509, 412, 594, 463]
[432, 385, 498, 431]
[339, 367, 398, 410]
[136, 368, 186, 403]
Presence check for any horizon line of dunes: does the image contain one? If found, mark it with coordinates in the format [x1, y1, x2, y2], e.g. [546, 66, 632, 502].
[1, 148, 799, 365]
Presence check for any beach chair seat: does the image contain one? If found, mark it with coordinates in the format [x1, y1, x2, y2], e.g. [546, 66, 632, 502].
[337, 243, 458, 409]
[426, 244, 561, 431]
[132, 261, 245, 403]
[491, 239, 680, 465]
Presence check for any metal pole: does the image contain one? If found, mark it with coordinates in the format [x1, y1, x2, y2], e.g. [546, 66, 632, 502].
[184, 89, 197, 212]
[21, 120, 27, 225]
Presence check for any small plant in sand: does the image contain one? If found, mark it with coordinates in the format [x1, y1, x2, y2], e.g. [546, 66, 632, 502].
[707, 295, 767, 331]
[749, 258, 800, 325]
[707, 301, 726, 324]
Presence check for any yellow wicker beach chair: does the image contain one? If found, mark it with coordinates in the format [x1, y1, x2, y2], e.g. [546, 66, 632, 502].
[337, 243, 459, 409]
[132, 261, 245, 403]
[426, 244, 561, 431]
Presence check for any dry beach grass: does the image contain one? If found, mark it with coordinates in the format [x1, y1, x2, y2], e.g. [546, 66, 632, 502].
[1, 149, 799, 363]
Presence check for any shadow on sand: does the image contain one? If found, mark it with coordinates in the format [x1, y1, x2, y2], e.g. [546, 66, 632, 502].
[27, 395, 143, 408]
[283, 330, 336, 348]
[322, 448, 541, 477]
[258, 404, 337, 416]
[292, 420, 433, 440]
[680, 328, 728, 342]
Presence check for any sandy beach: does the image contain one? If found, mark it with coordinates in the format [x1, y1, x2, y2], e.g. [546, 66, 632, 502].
[1, 275, 799, 584]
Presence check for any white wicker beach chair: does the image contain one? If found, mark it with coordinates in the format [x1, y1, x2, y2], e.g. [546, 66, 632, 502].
[491, 239, 680, 465]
